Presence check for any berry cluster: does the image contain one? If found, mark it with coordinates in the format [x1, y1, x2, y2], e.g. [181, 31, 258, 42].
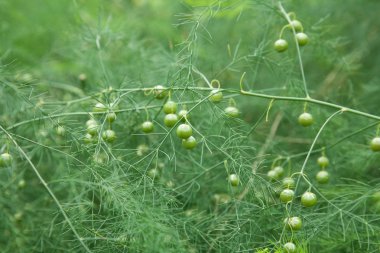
[274, 15, 309, 53]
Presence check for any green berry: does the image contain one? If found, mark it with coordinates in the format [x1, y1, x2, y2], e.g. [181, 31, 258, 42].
[93, 102, 107, 112]
[163, 100, 177, 114]
[0, 153, 13, 167]
[317, 156, 329, 168]
[228, 174, 239, 187]
[106, 112, 117, 123]
[164, 114, 178, 127]
[298, 112, 314, 127]
[224, 106, 239, 118]
[102, 130, 116, 143]
[273, 166, 284, 177]
[290, 20, 303, 32]
[284, 216, 302, 231]
[296, 32, 309, 46]
[56, 126, 65, 136]
[283, 177, 295, 189]
[370, 137, 380, 151]
[176, 124, 192, 139]
[280, 189, 294, 203]
[178, 109, 189, 122]
[301, 191, 317, 207]
[274, 39, 288, 52]
[209, 89, 223, 102]
[283, 242, 296, 253]
[182, 136, 197, 149]
[316, 170, 329, 184]
[142, 121, 154, 133]
[153, 85, 167, 99]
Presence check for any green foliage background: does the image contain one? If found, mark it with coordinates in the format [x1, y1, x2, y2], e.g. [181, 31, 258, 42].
[1, 0, 380, 252]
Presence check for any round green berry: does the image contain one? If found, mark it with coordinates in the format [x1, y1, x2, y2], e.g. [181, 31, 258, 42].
[0, 153, 13, 167]
[317, 156, 329, 168]
[283, 177, 295, 189]
[280, 189, 294, 203]
[164, 114, 178, 127]
[290, 20, 303, 32]
[370, 137, 380, 151]
[224, 106, 239, 118]
[316, 170, 329, 184]
[298, 112, 314, 127]
[296, 32, 309, 46]
[182, 136, 197, 149]
[274, 39, 288, 52]
[153, 85, 167, 99]
[283, 242, 296, 253]
[228, 174, 239, 187]
[176, 124, 192, 139]
[106, 112, 116, 123]
[284, 216, 302, 231]
[301, 191, 317, 207]
[102, 130, 116, 143]
[142, 121, 154, 133]
[209, 89, 223, 102]
[163, 100, 177, 114]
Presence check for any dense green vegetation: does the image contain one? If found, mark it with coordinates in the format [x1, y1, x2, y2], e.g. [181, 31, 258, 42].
[1, 0, 380, 252]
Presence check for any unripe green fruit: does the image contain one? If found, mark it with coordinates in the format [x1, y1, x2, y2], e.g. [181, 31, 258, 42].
[296, 32, 309, 46]
[56, 126, 65, 136]
[164, 114, 178, 127]
[284, 242, 296, 253]
[290, 20, 303, 32]
[301, 191, 317, 207]
[267, 170, 279, 181]
[93, 102, 107, 112]
[273, 166, 284, 177]
[102, 130, 116, 143]
[224, 106, 239, 118]
[298, 112, 314, 127]
[0, 153, 13, 167]
[284, 216, 302, 231]
[316, 170, 329, 184]
[274, 39, 288, 52]
[280, 189, 294, 203]
[176, 124, 192, 139]
[87, 124, 99, 136]
[142, 121, 154, 133]
[317, 156, 329, 168]
[148, 168, 159, 179]
[209, 89, 223, 102]
[163, 100, 177, 114]
[182, 136, 197, 149]
[153, 85, 167, 99]
[228, 174, 239, 187]
[106, 112, 116, 123]
[370, 137, 380, 151]
[178, 109, 189, 122]
[283, 177, 295, 189]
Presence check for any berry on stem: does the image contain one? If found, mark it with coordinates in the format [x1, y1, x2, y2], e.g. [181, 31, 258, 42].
[280, 189, 294, 203]
[301, 191, 317, 207]
[283, 177, 295, 189]
[284, 216, 302, 231]
[370, 137, 380, 151]
[296, 32, 309, 46]
[153, 85, 167, 99]
[224, 106, 239, 118]
[209, 89, 223, 102]
[102, 129, 116, 143]
[290, 20, 303, 32]
[164, 114, 178, 127]
[283, 242, 296, 253]
[316, 170, 329, 184]
[106, 112, 117, 123]
[0, 153, 13, 167]
[274, 39, 288, 52]
[178, 109, 189, 122]
[317, 156, 329, 168]
[182, 136, 197, 149]
[163, 100, 177, 114]
[142, 121, 154, 133]
[298, 112, 314, 127]
[228, 174, 239, 187]
[176, 124, 192, 139]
